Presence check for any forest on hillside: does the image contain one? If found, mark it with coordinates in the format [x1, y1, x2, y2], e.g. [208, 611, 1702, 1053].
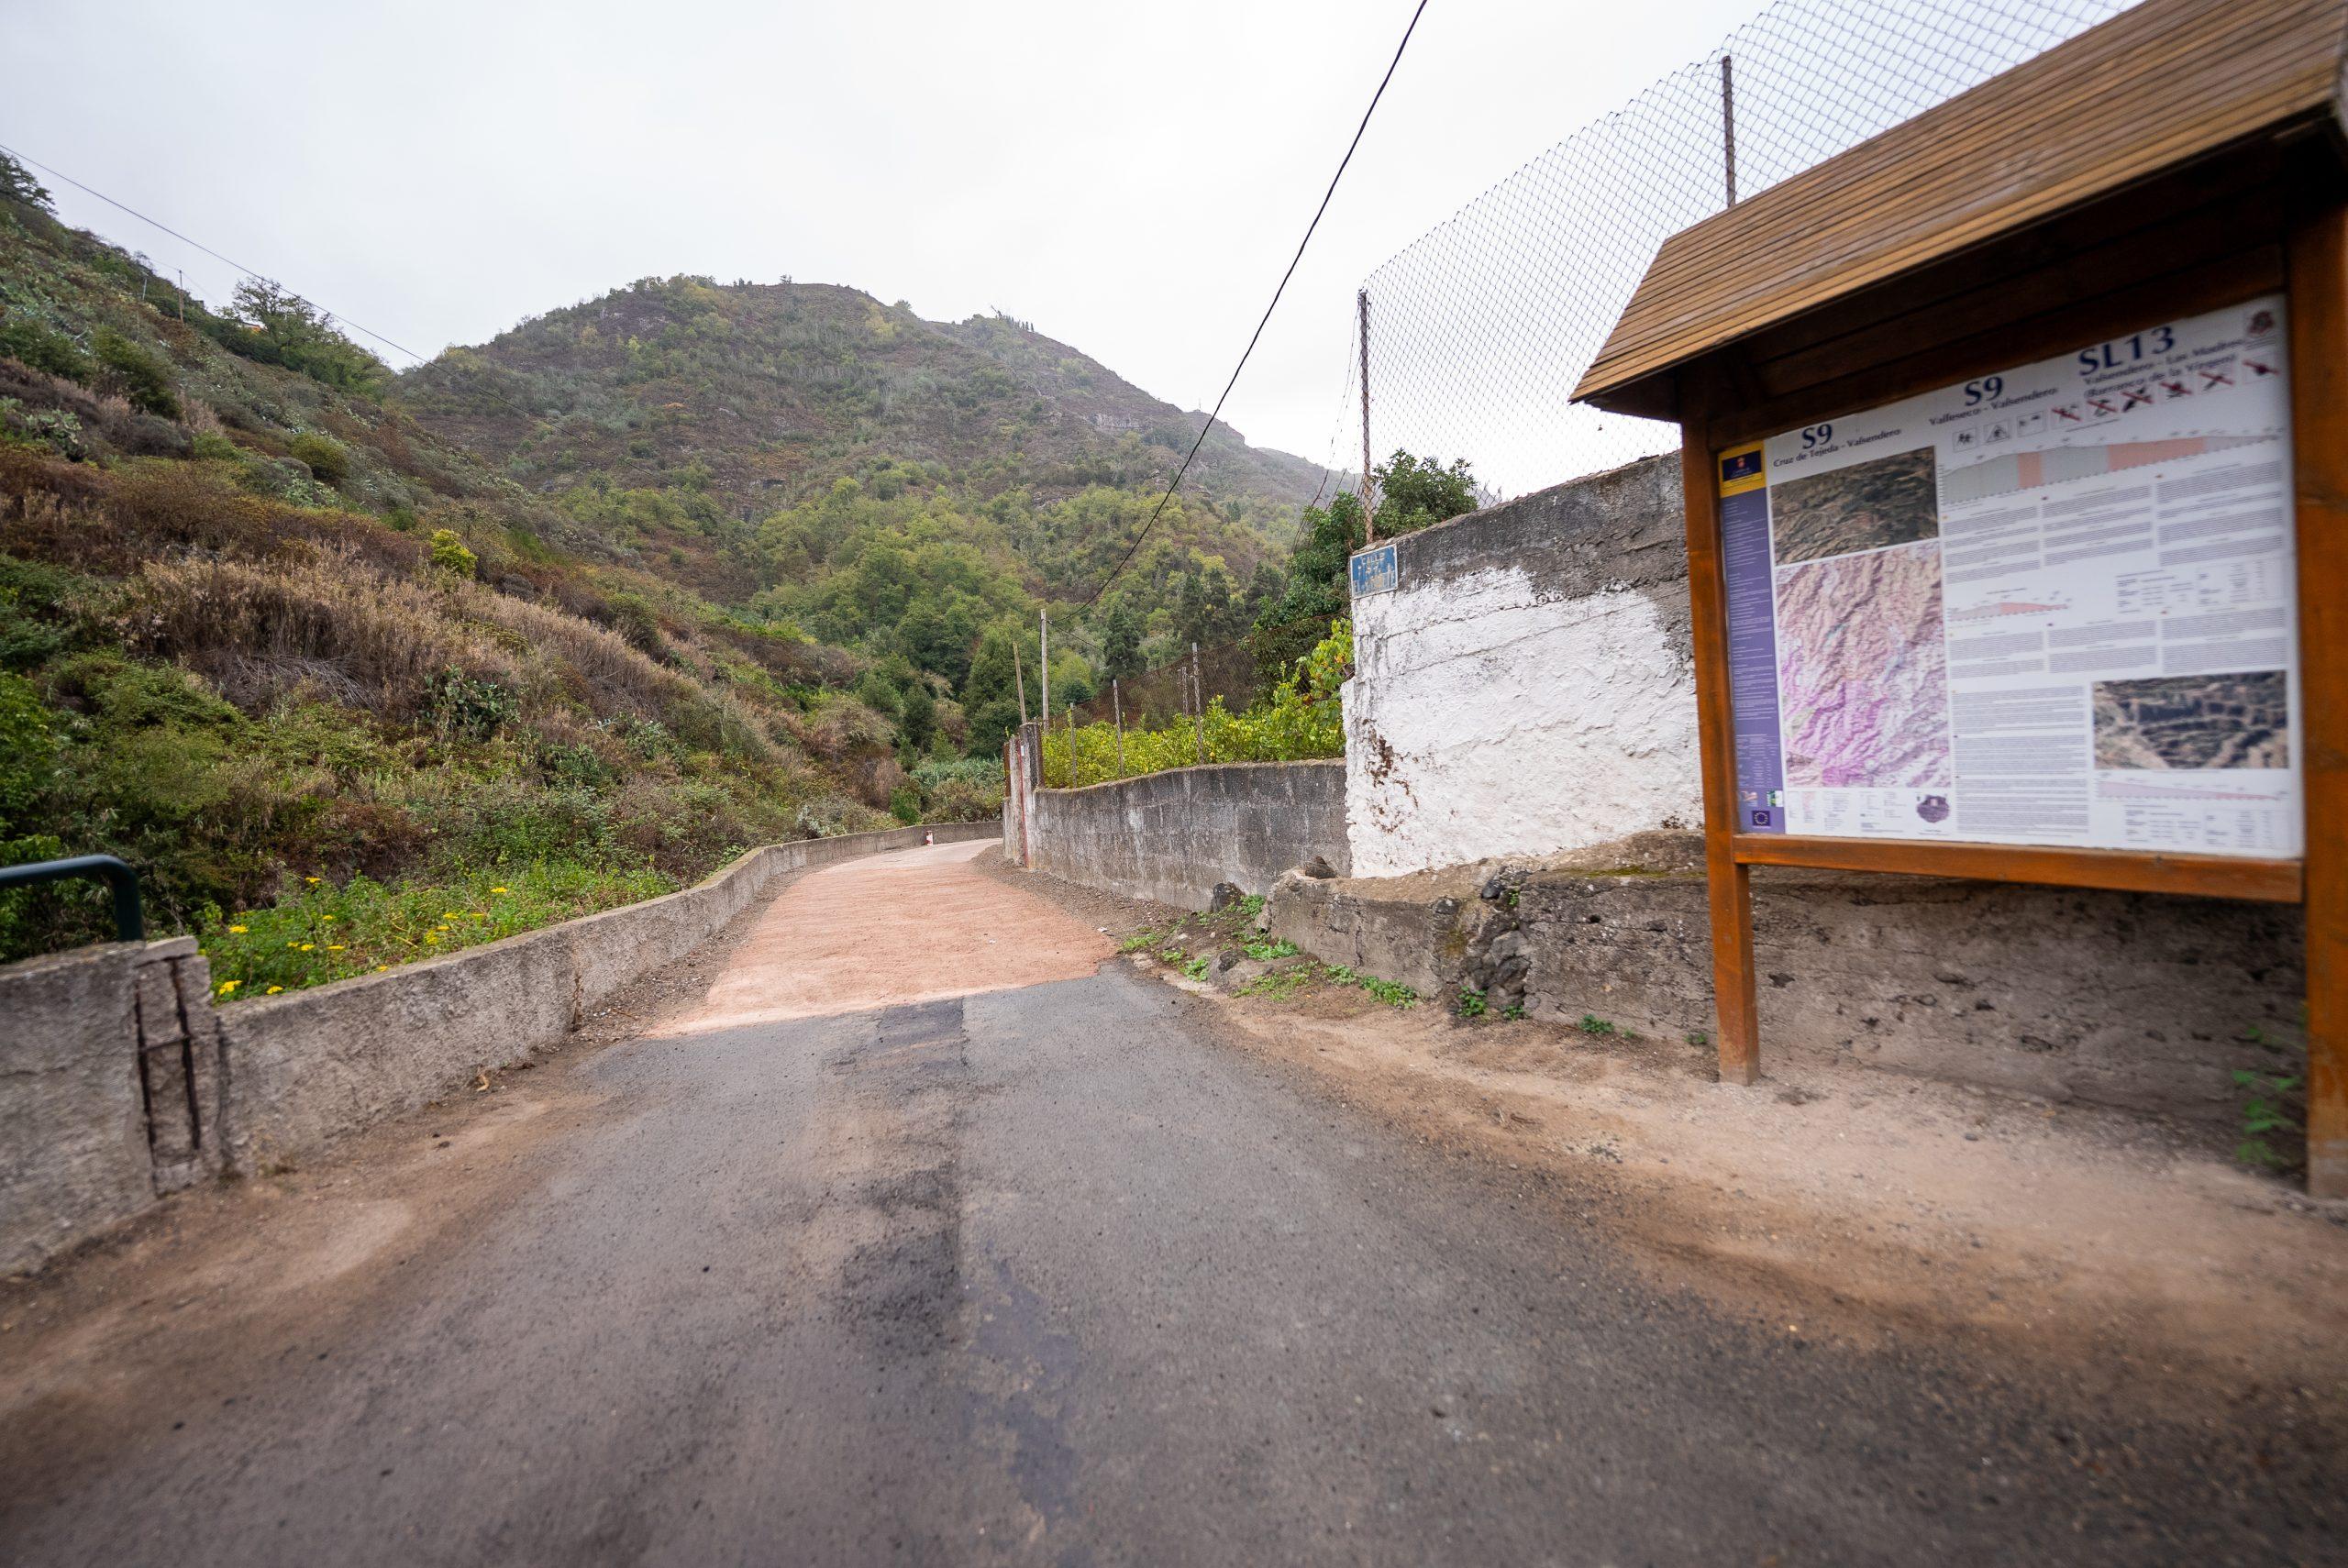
[0, 152, 1475, 992]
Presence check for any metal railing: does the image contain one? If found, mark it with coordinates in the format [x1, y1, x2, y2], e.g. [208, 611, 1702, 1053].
[0, 855, 145, 943]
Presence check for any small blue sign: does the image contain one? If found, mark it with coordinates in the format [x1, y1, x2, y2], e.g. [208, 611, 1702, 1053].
[1350, 542, 1399, 597]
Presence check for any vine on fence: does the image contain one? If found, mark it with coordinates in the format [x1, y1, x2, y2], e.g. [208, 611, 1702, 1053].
[1040, 621, 1350, 788]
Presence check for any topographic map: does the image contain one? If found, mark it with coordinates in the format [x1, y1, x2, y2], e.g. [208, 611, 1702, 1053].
[1775, 541, 1953, 789]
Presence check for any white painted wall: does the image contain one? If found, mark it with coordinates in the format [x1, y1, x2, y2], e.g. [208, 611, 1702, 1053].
[1345, 566, 1702, 878]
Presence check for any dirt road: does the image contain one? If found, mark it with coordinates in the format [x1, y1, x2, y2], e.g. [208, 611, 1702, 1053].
[2, 843, 2338, 1564]
[673, 838, 1115, 1032]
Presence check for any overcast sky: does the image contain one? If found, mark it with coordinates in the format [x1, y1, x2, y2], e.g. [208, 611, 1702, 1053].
[4, 0, 1779, 472]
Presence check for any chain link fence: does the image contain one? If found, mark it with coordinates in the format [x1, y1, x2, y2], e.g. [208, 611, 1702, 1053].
[1353, 0, 2143, 502]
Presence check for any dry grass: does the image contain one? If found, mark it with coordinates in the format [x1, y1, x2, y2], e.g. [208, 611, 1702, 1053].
[125, 553, 496, 718]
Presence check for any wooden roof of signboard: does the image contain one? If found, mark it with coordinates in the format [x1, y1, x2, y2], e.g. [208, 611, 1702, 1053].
[1575, 0, 2348, 418]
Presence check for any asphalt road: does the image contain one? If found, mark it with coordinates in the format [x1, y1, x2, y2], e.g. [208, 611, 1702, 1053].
[3, 847, 2332, 1565]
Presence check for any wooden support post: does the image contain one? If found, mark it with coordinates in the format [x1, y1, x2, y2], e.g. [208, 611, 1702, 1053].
[1012, 641, 1029, 726]
[1680, 418, 1760, 1086]
[1038, 611, 1049, 734]
[2287, 203, 2348, 1197]
[1113, 679, 1125, 778]
[1068, 703, 1078, 789]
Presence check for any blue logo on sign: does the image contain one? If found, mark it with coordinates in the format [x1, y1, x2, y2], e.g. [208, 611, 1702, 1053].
[1350, 542, 1399, 597]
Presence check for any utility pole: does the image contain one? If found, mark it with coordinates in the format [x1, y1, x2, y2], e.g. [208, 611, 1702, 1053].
[1357, 288, 1377, 543]
[1013, 640, 1029, 726]
[1068, 703, 1078, 789]
[1191, 642, 1207, 765]
[1113, 679, 1125, 778]
[176, 269, 185, 324]
[1039, 610, 1049, 734]
[1722, 55, 1739, 207]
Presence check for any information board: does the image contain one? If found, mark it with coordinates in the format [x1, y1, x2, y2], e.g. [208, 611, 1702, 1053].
[1718, 295, 2300, 858]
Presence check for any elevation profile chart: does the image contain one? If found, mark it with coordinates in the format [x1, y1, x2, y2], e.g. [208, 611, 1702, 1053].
[1715, 295, 2302, 858]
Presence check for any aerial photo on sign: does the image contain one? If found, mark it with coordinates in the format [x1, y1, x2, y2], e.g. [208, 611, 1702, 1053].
[1720, 294, 2301, 858]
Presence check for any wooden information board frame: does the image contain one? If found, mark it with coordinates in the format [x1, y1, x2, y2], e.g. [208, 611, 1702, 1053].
[1572, 0, 2348, 1193]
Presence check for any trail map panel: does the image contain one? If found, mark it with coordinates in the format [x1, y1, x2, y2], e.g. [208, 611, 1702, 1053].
[1719, 295, 2301, 858]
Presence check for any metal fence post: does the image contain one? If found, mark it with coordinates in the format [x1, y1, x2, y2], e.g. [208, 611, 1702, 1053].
[1357, 287, 1377, 543]
[1191, 642, 1208, 765]
[1722, 54, 1738, 206]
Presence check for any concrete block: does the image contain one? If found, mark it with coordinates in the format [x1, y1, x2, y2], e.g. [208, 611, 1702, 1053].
[1268, 832, 2304, 1129]
[1027, 760, 1348, 909]
[0, 943, 154, 1274]
[222, 922, 581, 1166]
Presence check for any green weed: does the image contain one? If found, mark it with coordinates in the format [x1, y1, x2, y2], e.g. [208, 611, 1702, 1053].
[202, 859, 674, 1000]
[1325, 963, 1417, 1009]
[2232, 1067, 2304, 1171]
[1578, 1015, 1618, 1035]
[1456, 986, 1488, 1019]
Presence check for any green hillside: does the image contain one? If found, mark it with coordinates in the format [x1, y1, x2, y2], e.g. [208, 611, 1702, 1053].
[0, 155, 1330, 981]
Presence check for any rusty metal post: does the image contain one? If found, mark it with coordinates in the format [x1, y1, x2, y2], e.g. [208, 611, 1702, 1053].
[1191, 642, 1207, 765]
[1722, 55, 1738, 206]
[1357, 288, 1377, 543]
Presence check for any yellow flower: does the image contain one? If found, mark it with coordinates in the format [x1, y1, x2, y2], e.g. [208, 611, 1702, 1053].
[298, 943, 315, 952]
[442, 911, 460, 920]
[216, 979, 238, 996]
[305, 877, 321, 885]
[321, 914, 335, 922]
[227, 924, 248, 934]
[287, 941, 300, 948]
[375, 964, 389, 972]
[425, 932, 440, 943]
[491, 886, 509, 894]
[266, 985, 283, 994]
[327, 944, 345, 951]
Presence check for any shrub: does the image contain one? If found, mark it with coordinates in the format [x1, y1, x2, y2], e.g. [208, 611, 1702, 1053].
[92, 330, 180, 419]
[426, 667, 516, 740]
[1039, 620, 1349, 786]
[0, 317, 93, 382]
[889, 784, 921, 823]
[0, 670, 57, 827]
[288, 433, 350, 487]
[428, 528, 477, 580]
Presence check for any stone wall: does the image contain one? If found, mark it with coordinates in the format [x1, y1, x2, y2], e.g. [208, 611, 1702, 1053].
[0, 936, 226, 1274]
[0, 823, 995, 1274]
[1019, 760, 1347, 909]
[1267, 832, 2305, 1128]
[1346, 455, 1701, 878]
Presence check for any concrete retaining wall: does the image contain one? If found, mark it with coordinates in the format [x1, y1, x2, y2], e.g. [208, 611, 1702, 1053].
[1020, 760, 1347, 909]
[1346, 455, 1701, 878]
[1267, 831, 2305, 1129]
[0, 823, 994, 1273]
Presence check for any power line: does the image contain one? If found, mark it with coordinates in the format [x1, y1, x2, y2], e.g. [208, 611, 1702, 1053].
[1080, 0, 1429, 610]
[0, 139, 432, 365]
